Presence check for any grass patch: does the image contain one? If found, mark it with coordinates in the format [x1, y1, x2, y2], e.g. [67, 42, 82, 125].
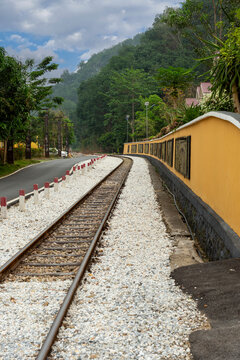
[0, 159, 42, 178]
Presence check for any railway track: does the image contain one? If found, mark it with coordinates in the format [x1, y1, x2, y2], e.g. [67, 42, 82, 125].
[0, 156, 132, 359]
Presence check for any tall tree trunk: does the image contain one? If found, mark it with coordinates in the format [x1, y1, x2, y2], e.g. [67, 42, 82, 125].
[7, 139, 14, 164]
[212, 0, 217, 38]
[65, 124, 69, 154]
[131, 98, 135, 142]
[25, 133, 31, 159]
[44, 112, 49, 158]
[232, 83, 240, 113]
[57, 119, 62, 157]
[3, 140, 7, 164]
[219, 0, 223, 40]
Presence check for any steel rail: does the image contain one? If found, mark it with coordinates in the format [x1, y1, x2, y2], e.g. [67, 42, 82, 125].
[36, 157, 132, 360]
[0, 158, 124, 281]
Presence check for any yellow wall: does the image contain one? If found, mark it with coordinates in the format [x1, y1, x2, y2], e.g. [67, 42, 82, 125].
[124, 113, 240, 237]
[13, 142, 39, 149]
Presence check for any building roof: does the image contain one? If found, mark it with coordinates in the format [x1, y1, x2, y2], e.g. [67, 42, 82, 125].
[185, 98, 199, 106]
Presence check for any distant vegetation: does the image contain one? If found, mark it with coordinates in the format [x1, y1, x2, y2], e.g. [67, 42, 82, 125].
[52, 35, 142, 114]
[53, 0, 239, 153]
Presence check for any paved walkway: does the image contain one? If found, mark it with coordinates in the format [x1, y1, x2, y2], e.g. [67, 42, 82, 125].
[0, 155, 94, 202]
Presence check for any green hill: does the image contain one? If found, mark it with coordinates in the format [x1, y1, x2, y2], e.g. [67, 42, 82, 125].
[52, 34, 142, 115]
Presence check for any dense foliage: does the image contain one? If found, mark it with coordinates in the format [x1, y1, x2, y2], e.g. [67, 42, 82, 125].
[0, 50, 69, 163]
[73, 10, 203, 152]
[65, 0, 240, 153]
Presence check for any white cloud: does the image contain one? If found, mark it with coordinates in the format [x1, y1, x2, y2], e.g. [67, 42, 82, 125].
[0, 0, 181, 68]
[10, 34, 25, 42]
[5, 45, 58, 63]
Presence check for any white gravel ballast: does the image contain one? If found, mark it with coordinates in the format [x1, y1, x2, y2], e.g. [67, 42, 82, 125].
[49, 156, 208, 360]
[0, 156, 122, 266]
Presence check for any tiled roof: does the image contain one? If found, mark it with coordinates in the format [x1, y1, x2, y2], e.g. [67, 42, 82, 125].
[185, 98, 199, 106]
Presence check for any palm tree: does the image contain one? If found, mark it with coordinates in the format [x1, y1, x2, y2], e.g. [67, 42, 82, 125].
[200, 18, 240, 112]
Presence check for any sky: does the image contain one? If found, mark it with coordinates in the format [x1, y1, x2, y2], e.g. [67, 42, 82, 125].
[0, 0, 181, 74]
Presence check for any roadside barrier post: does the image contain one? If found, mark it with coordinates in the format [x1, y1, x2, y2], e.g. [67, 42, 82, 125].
[54, 177, 59, 192]
[1, 197, 7, 219]
[73, 166, 76, 179]
[19, 189, 25, 211]
[44, 182, 50, 199]
[77, 165, 81, 175]
[62, 175, 66, 187]
[33, 184, 39, 204]
[66, 170, 70, 182]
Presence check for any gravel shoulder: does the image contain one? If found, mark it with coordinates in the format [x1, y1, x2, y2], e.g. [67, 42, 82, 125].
[147, 161, 203, 270]
[50, 156, 208, 360]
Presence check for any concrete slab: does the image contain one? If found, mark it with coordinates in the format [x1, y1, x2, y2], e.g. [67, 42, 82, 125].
[172, 258, 240, 359]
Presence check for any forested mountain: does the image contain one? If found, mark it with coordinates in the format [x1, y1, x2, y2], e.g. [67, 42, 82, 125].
[74, 16, 204, 152]
[54, 0, 240, 153]
[52, 34, 142, 114]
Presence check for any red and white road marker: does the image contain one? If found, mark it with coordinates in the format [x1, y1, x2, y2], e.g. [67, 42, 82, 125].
[44, 182, 50, 199]
[54, 177, 59, 192]
[62, 175, 66, 187]
[33, 184, 39, 204]
[73, 166, 76, 179]
[81, 164, 85, 174]
[19, 189, 25, 211]
[66, 170, 70, 182]
[1, 197, 7, 219]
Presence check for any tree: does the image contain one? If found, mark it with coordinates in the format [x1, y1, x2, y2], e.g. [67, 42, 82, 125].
[160, 0, 239, 48]
[160, 1, 240, 113]
[22, 56, 63, 159]
[212, 19, 240, 112]
[105, 68, 158, 142]
[199, 11, 240, 112]
[0, 48, 30, 163]
[156, 66, 194, 110]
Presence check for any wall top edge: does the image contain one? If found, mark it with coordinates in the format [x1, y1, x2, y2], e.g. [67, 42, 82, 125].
[124, 111, 240, 144]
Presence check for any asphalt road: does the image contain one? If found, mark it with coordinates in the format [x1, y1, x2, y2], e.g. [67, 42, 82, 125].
[0, 155, 95, 202]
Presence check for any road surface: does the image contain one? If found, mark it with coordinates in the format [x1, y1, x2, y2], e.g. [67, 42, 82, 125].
[0, 155, 95, 202]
